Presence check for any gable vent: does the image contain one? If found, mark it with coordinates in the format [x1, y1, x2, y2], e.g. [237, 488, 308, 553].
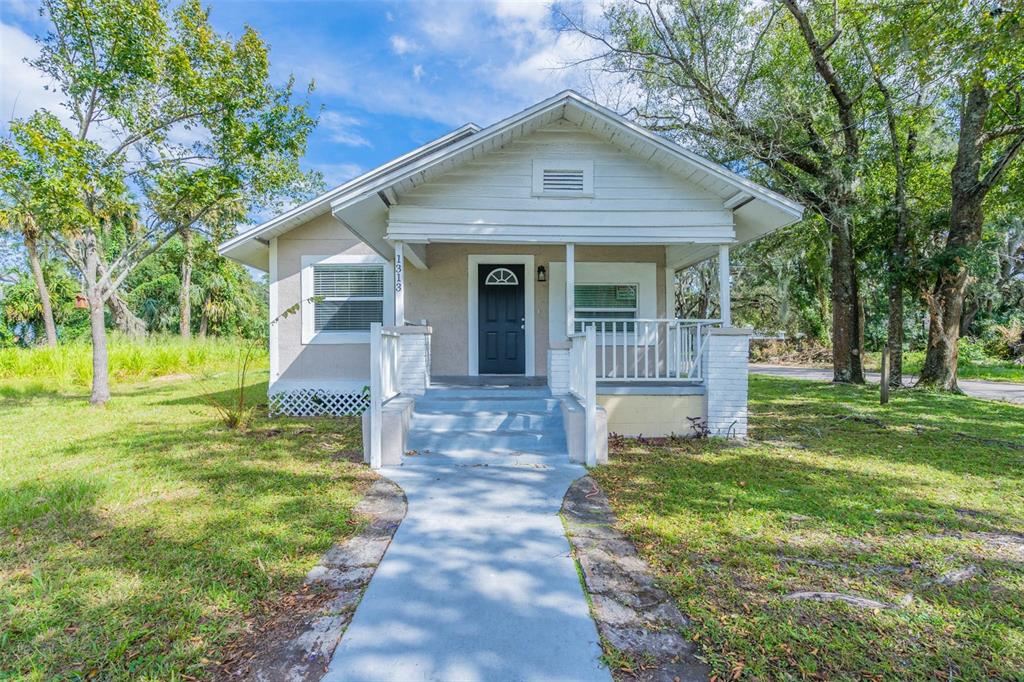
[533, 159, 593, 197]
[542, 169, 585, 193]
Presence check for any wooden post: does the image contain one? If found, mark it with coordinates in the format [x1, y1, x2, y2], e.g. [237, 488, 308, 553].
[584, 325, 597, 467]
[369, 322, 382, 469]
[880, 345, 890, 405]
[718, 244, 731, 326]
[566, 243, 576, 338]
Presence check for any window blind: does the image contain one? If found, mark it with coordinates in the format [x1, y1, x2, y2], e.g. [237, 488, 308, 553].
[574, 284, 638, 332]
[312, 264, 385, 333]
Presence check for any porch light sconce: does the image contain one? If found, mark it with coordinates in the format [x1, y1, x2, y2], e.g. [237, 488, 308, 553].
[537, 265, 547, 282]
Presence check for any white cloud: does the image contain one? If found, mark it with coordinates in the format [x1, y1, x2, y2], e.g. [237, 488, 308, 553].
[320, 110, 371, 147]
[389, 35, 417, 55]
[0, 22, 69, 128]
[262, 1, 622, 130]
[309, 161, 363, 188]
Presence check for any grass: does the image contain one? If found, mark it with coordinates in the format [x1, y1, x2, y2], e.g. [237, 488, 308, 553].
[594, 376, 1024, 680]
[865, 351, 1023, 383]
[0, 371, 371, 680]
[0, 336, 267, 390]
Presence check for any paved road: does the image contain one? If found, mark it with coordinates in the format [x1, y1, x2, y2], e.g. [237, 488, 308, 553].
[324, 388, 608, 682]
[751, 363, 1024, 405]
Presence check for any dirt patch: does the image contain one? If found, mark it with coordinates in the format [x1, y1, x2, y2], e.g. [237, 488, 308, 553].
[150, 373, 192, 383]
[214, 478, 406, 681]
[562, 476, 709, 682]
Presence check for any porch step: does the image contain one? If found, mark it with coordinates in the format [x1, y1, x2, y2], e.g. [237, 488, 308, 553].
[408, 411, 559, 432]
[421, 386, 553, 400]
[405, 385, 568, 463]
[406, 430, 567, 455]
[414, 397, 560, 413]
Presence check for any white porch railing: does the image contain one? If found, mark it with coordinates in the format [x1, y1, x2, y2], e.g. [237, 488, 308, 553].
[581, 318, 720, 382]
[569, 326, 598, 467]
[368, 323, 402, 469]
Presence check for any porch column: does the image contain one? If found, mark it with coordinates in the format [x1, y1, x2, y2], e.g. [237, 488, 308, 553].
[393, 240, 405, 325]
[718, 244, 731, 325]
[565, 242, 575, 337]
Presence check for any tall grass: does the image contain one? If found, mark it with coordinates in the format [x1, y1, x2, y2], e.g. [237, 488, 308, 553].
[0, 335, 268, 388]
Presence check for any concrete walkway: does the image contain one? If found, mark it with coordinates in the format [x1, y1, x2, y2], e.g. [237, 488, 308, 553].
[323, 388, 609, 682]
[751, 363, 1024, 404]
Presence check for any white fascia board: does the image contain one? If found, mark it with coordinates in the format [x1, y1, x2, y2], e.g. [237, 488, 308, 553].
[328, 90, 803, 227]
[217, 123, 480, 258]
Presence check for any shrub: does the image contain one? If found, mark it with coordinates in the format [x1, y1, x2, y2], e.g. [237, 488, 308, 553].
[957, 337, 990, 363]
[982, 318, 1024, 360]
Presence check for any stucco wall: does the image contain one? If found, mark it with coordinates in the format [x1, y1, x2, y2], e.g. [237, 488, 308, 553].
[271, 215, 668, 382]
[405, 244, 666, 377]
[598, 394, 704, 437]
[274, 213, 380, 385]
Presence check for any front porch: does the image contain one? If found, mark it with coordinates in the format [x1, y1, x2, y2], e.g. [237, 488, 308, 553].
[363, 240, 752, 469]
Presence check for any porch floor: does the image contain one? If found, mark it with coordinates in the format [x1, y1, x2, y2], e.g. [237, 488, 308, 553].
[430, 375, 547, 388]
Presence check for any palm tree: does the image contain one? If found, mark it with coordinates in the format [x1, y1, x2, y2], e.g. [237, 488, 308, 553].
[0, 207, 57, 346]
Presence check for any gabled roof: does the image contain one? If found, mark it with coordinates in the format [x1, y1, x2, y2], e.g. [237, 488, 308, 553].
[220, 91, 803, 270]
[218, 123, 480, 270]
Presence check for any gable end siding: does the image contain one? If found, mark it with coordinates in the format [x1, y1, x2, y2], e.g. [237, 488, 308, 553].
[386, 121, 736, 244]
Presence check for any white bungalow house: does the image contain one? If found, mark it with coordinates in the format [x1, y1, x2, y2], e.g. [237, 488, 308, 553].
[220, 91, 803, 468]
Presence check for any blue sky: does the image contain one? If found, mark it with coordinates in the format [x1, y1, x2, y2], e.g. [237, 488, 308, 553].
[1, 0, 608, 189]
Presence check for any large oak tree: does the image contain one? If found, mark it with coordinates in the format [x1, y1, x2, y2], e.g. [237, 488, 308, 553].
[572, 0, 872, 382]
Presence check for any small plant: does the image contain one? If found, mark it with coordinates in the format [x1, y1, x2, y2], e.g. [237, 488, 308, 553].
[687, 415, 711, 438]
[202, 298, 319, 430]
[202, 337, 262, 430]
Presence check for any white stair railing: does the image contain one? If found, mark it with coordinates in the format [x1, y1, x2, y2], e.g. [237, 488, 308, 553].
[368, 323, 402, 469]
[583, 318, 719, 382]
[569, 326, 598, 467]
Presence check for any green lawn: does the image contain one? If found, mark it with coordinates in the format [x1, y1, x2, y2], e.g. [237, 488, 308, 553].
[865, 351, 1024, 383]
[595, 376, 1024, 680]
[0, 372, 369, 680]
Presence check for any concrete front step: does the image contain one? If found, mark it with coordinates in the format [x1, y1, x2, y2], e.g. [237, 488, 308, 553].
[412, 398, 560, 413]
[407, 429, 567, 455]
[409, 412, 560, 432]
[421, 387, 553, 400]
[405, 385, 568, 463]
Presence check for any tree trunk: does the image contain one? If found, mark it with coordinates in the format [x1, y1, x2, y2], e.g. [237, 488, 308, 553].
[959, 298, 981, 336]
[84, 234, 111, 405]
[179, 229, 192, 338]
[198, 297, 210, 339]
[24, 234, 58, 347]
[919, 85, 992, 390]
[827, 209, 865, 383]
[886, 276, 904, 388]
[886, 199, 911, 388]
[106, 293, 147, 337]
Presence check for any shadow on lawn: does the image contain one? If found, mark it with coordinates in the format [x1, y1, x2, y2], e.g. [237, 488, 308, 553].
[598, 440, 1024, 679]
[1, 378, 370, 679]
[750, 375, 1024, 480]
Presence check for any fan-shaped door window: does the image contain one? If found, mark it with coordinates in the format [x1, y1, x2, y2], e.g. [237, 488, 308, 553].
[484, 267, 520, 286]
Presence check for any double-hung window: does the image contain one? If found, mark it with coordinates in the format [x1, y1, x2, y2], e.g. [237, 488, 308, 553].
[301, 255, 391, 343]
[574, 283, 638, 333]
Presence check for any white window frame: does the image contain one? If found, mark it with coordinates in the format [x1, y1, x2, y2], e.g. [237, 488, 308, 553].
[531, 159, 594, 197]
[574, 282, 639, 333]
[301, 254, 394, 345]
[548, 262, 658, 344]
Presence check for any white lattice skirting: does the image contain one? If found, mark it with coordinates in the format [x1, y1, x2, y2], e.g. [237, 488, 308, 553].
[269, 388, 369, 417]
